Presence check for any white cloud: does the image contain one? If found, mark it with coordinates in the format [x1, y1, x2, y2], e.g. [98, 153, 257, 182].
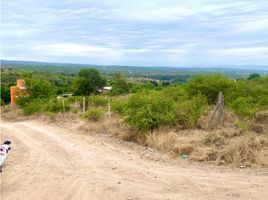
[1, 0, 268, 66]
[32, 43, 121, 57]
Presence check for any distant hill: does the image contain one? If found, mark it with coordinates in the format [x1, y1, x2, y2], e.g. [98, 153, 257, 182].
[1, 60, 268, 80]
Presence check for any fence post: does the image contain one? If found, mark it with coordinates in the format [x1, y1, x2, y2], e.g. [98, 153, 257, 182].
[108, 97, 111, 117]
[83, 96, 86, 113]
[209, 91, 224, 129]
[75, 99, 78, 108]
[62, 98, 65, 112]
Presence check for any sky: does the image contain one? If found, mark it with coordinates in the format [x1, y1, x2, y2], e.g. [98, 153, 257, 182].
[1, 0, 268, 67]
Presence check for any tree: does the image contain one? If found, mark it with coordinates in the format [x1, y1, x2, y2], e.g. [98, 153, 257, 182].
[0, 84, 10, 105]
[74, 68, 106, 110]
[24, 72, 56, 99]
[110, 73, 129, 95]
[247, 73, 260, 80]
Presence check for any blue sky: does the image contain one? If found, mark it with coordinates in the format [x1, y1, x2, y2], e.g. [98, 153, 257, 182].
[1, 0, 268, 67]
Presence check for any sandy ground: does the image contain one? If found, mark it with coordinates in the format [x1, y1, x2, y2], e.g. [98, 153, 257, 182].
[0, 119, 268, 200]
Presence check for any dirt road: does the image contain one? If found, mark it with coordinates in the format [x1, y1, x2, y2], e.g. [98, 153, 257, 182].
[0, 120, 267, 200]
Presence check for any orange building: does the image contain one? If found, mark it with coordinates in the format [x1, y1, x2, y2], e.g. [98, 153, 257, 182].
[10, 79, 27, 105]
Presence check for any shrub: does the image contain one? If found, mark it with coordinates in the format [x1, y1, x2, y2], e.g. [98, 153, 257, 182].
[111, 98, 128, 113]
[235, 120, 249, 131]
[229, 97, 259, 117]
[186, 74, 268, 117]
[110, 73, 130, 95]
[44, 99, 70, 113]
[20, 98, 70, 115]
[21, 99, 45, 115]
[160, 86, 188, 102]
[186, 74, 234, 103]
[16, 96, 32, 107]
[89, 95, 107, 107]
[25, 78, 56, 99]
[123, 92, 176, 132]
[175, 95, 207, 128]
[83, 108, 104, 121]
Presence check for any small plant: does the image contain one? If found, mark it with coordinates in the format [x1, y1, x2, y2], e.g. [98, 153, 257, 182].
[2, 106, 10, 113]
[21, 99, 45, 115]
[235, 120, 249, 131]
[204, 132, 225, 146]
[83, 108, 104, 121]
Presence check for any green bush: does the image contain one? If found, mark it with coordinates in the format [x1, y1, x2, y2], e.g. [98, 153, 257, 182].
[44, 99, 70, 113]
[160, 86, 188, 102]
[186, 74, 268, 118]
[235, 120, 249, 131]
[111, 98, 128, 113]
[186, 74, 234, 103]
[110, 73, 130, 95]
[229, 97, 258, 117]
[175, 95, 207, 128]
[89, 95, 107, 107]
[20, 98, 70, 115]
[83, 108, 104, 121]
[122, 92, 176, 132]
[66, 96, 81, 104]
[113, 87, 207, 133]
[21, 99, 45, 115]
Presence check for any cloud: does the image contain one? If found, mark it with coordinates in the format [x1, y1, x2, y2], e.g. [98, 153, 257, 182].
[33, 43, 116, 56]
[1, 0, 268, 67]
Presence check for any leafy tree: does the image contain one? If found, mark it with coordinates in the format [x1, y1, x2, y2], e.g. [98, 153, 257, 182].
[24, 73, 56, 99]
[0, 84, 10, 105]
[74, 68, 106, 110]
[110, 73, 130, 95]
[247, 73, 260, 80]
[75, 68, 106, 96]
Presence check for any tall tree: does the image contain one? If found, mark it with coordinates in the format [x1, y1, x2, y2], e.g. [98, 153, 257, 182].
[110, 73, 129, 95]
[247, 73, 260, 80]
[74, 68, 106, 110]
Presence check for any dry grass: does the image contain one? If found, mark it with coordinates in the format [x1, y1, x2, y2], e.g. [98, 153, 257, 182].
[145, 131, 177, 153]
[251, 109, 268, 134]
[216, 135, 268, 167]
[81, 114, 137, 141]
[102, 115, 137, 141]
[1, 106, 30, 121]
[80, 113, 268, 168]
[3, 105, 267, 168]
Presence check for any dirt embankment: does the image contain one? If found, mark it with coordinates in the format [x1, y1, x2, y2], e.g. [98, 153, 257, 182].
[1, 118, 268, 200]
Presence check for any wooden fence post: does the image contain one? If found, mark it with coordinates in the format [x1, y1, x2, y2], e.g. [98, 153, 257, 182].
[209, 91, 224, 129]
[83, 96, 86, 113]
[62, 98, 65, 112]
[75, 99, 78, 108]
[108, 97, 111, 117]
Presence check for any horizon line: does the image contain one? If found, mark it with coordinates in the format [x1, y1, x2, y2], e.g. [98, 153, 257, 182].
[1, 59, 268, 70]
